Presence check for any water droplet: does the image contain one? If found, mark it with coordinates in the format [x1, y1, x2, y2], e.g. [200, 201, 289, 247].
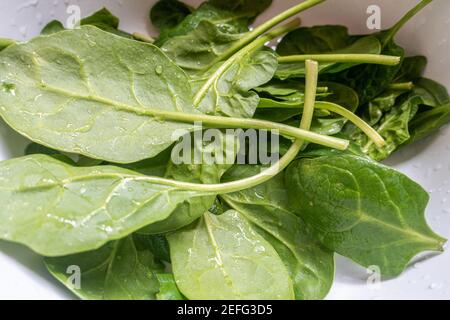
[155, 65, 163, 75]
[429, 283, 442, 290]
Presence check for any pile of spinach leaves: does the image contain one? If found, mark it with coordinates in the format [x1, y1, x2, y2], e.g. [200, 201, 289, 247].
[0, 0, 447, 300]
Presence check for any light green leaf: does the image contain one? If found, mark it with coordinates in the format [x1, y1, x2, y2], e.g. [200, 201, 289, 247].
[190, 49, 278, 118]
[0, 26, 197, 164]
[156, 274, 185, 300]
[45, 233, 164, 300]
[139, 131, 237, 234]
[221, 165, 334, 300]
[168, 210, 295, 300]
[0, 154, 211, 256]
[286, 154, 446, 277]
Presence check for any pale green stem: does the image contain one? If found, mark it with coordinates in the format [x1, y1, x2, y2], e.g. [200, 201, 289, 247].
[210, 0, 327, 64]
[194, 19, 301, 106]
[278, 54, 401, 66]
[315, 102, 386, 148]
[389, 82, 414, 91]
[132, 32, 154, 43]
[39, 81, 348, 150]
[257, 101, 385, 148]
[98, 60, 321, 194]
[382, 0, 433, 47]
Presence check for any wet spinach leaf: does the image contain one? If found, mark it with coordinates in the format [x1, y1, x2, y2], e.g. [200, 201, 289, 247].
[45, 233, 164, 300]
[0, 154, 212, 256]
[151, 0, 193, 32]
[168, 210, 295, 300]
[221, 165, 334, 300]
[0, 26, 196, 163]
[286, 154, 446, 277]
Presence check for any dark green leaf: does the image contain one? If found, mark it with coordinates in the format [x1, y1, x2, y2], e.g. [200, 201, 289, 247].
[221, 165, 334, 300]
[407, 102, 450, 144]
[45, 233, 164, 300]
[41, 20, 65, 35]
[277, 25, 352, 56]
[286, 154, 446, 277]
[151, 0, 193, 31]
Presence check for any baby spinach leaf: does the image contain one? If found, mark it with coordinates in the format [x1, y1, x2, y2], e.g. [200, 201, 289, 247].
[81, 7, 119, 29]
[25, 142, 60, 156]
[356, 94, 421, 161]
[45, 233, 164, 300]
[0, 38, 14, 51]
[41, 8, 133, 38]
[41, 20, 65, 35]
[321, 37, 403, 105]
[209, 0, 272, 15]
[0, 154, 212, 256]
[190, 48, 278, 118]
[276, 36, 382, 79]
[140, 131, 237, 234]
[221, 165, 334, 300]
[161, 20, 242, 71]
[156, 274, 185, 300]
[414, 77, 450, 107]
[407, 102, 450, 145]
[364, 90, 407, 126]
[0, 26, 197, 163]
[154, 1, 255, 46]
[151, 0, 193, 31]
[286, 154, 446, 277]
[277, 25, 352, 56]
[393, 56, 427, 83]
[168, 210, 295, 300]
[139, 234, 171, 263]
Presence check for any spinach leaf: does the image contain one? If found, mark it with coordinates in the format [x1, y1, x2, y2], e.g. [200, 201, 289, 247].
[407, 102, 450, 145]
[41, 20, 65, 35]
[286, 154, 446, 277]
[413, 77, 450, 107]
[277, 25, 352, 56]
[151, 0, 193, 32]
[161, 20, 243, 71]
[356, 93, 421, 161]
[168, 210, 295, 300]
[348, 77, 449, 160]
[190, 48, 278, 118]
[323, 0, 433, 104]
[0, 154, 212, 256]
[221, 165, 334, 300]
[323, 39, 404, 104]
[364, 90, 407, 126]
[156, 274, 185, 300]
[393, 56, 427, 83]
[276, 36, 382, 79]
[81, 7, 119, 29]
[140, 234, 171, 263]
[0, 38, 15, 51]
[0, 26, 196, 164]
[45, 233, 164, 300]
[139, 131, 237, 234]
[155, 0, 271, 46]
[41, 8, 133, 38]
